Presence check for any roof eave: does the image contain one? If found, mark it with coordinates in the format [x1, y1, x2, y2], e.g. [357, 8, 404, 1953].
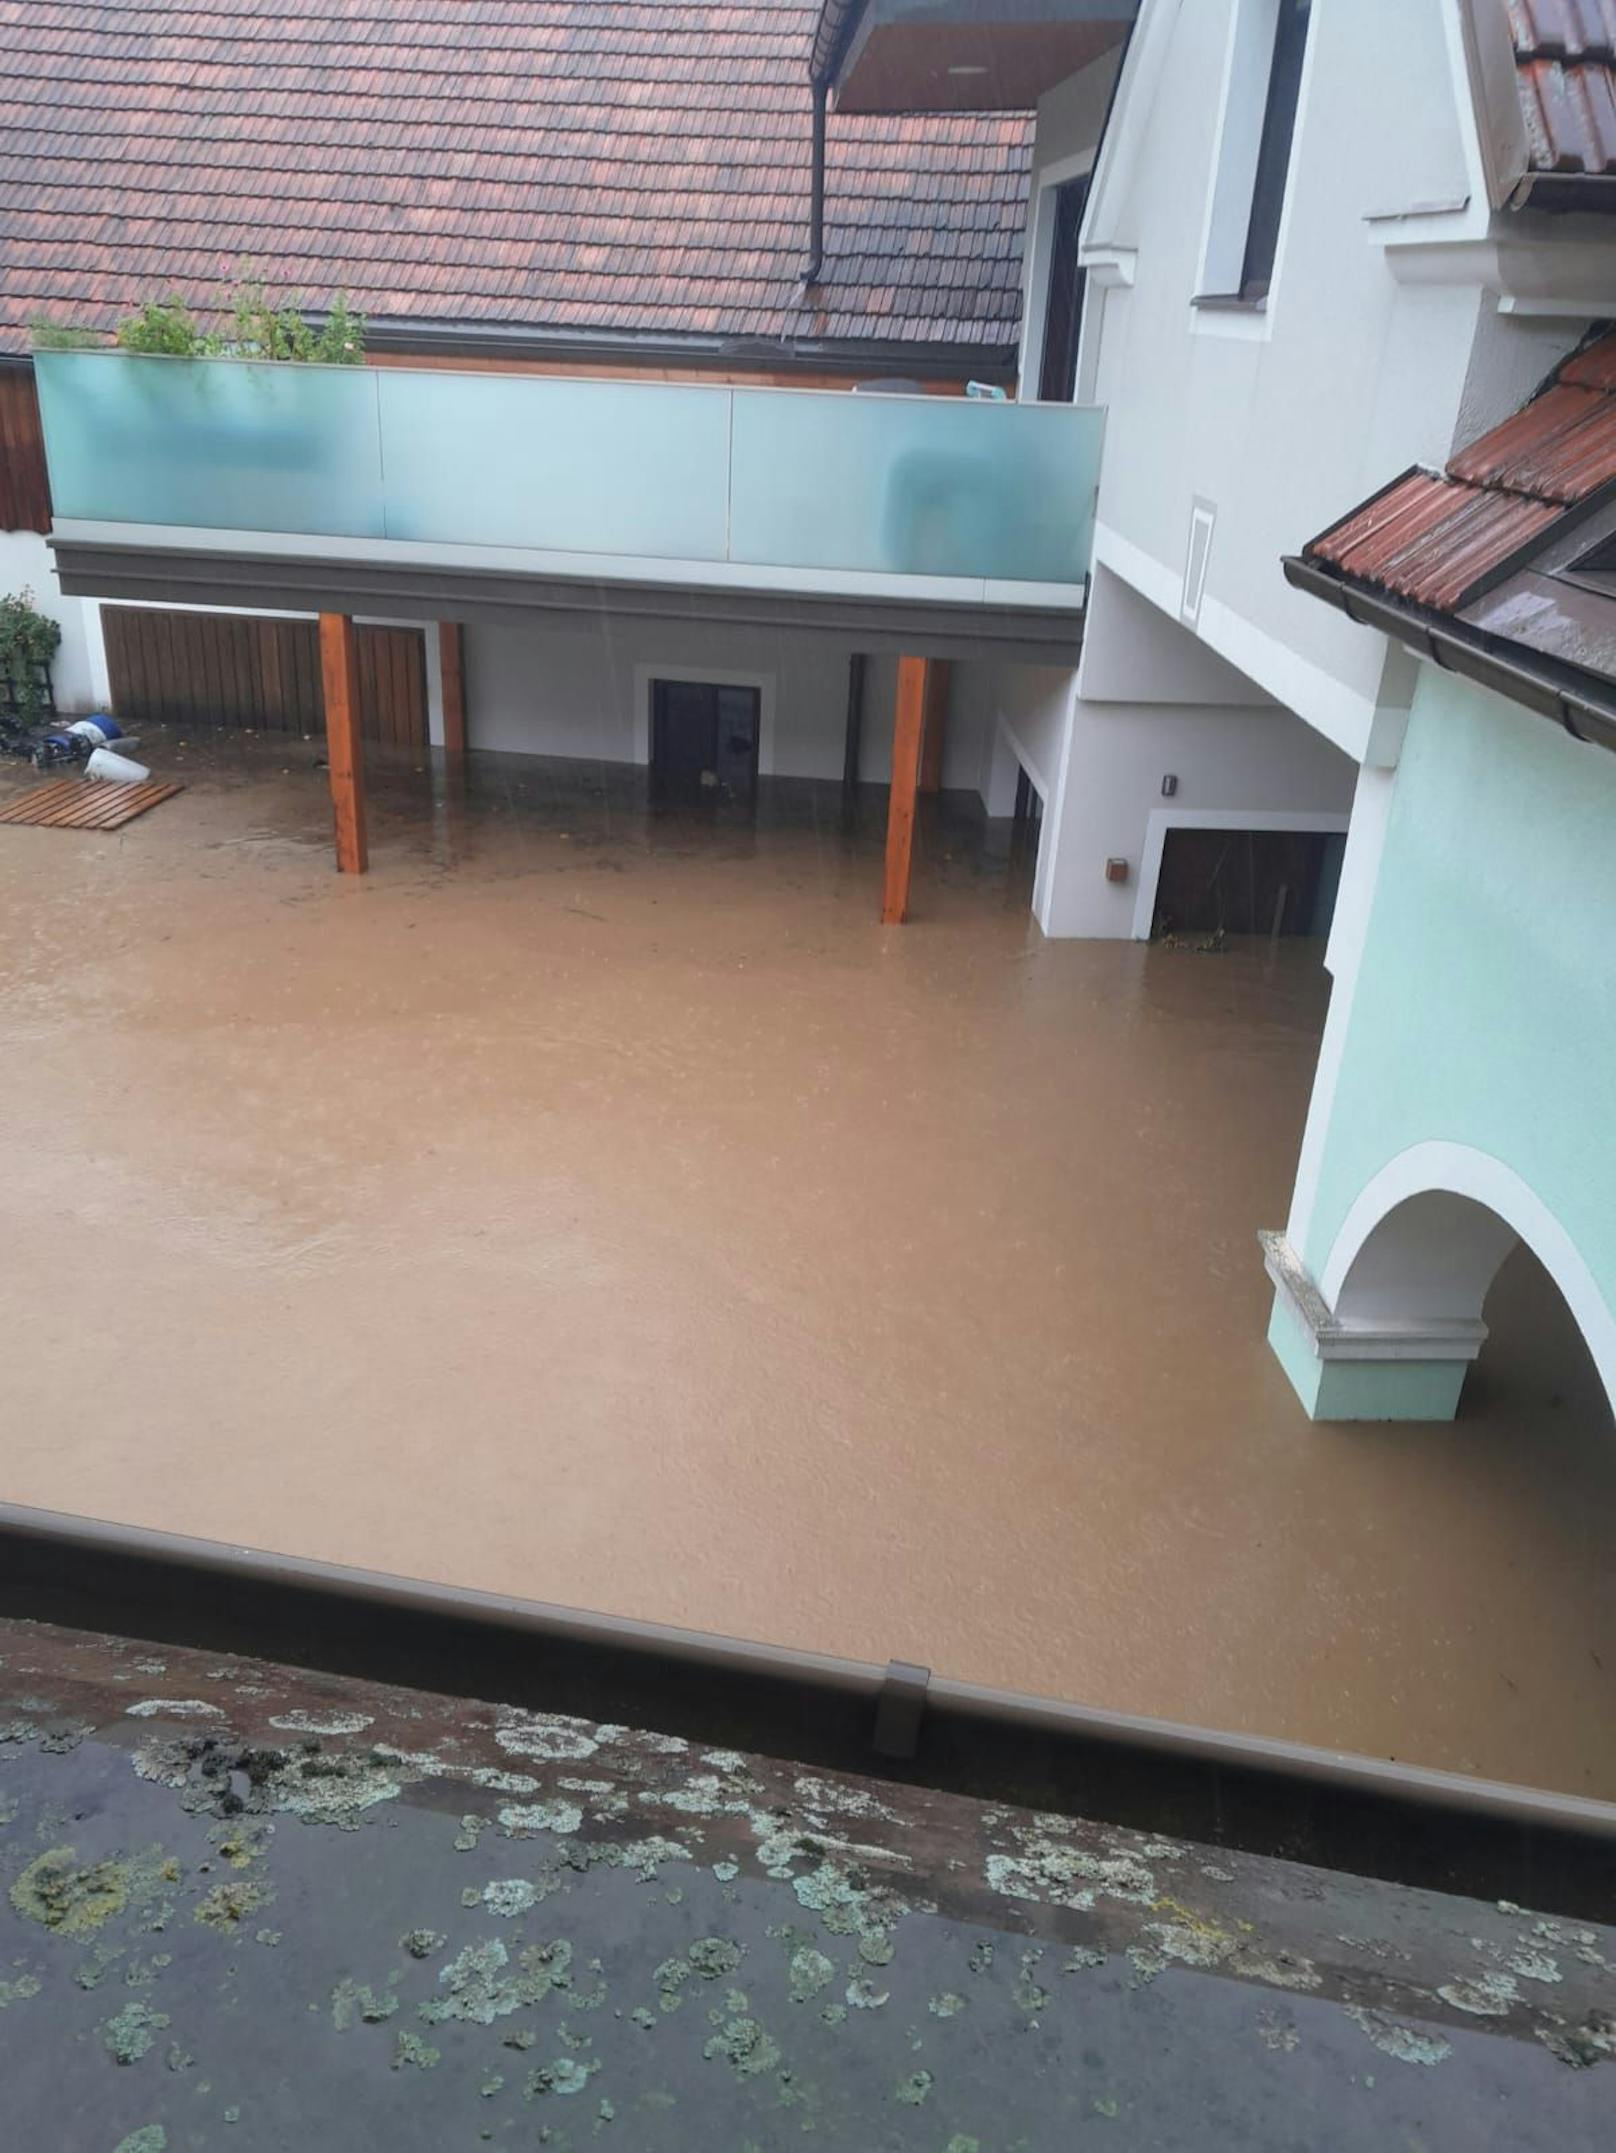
[1285, 553, 1616, 757]
[325, 315, 1022, 383]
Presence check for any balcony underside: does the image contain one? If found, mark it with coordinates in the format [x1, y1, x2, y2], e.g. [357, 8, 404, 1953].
[50, 522, 1086, 663]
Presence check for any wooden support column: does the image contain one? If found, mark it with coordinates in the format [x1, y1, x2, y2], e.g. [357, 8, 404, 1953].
[318, 611, 368, 875]
[882, 655, 929, 925]
[437, 620, 467, 761]
[918, 657, 950, 794]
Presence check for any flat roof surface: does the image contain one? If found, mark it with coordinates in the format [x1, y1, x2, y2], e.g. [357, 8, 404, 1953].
[0, 1614, 1612, 2148]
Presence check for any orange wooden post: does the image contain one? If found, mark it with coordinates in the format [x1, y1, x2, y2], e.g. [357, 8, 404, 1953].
[437, 620, 467, 761]
[318, 611, 368, 874]
[918, 657, 949, 794]
[882, 655, 929, 925]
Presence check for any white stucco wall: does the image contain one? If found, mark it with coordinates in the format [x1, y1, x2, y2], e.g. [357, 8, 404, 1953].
[0, 531, 106, 712]
[1069, 0, 1561, 763]
[947, 655, 1072, 811]
[1038, 692, 1354, 938]
[466, 619, 990, 791]
[1000, 565, 1355, 938]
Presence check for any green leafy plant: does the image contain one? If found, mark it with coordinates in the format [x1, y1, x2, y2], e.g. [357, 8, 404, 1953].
[108, 278, 365, 364]
[35, 280, 366, 364]
[0, 590, 62, 722]
[27, 317, 102, 351]
[115, 295, 210, 356]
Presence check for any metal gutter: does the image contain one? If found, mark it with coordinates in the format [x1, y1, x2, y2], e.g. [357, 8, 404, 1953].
[810, 0, 867, 91]
[1283, 552, 1616, 755]
[1510, 170, 1616, 216]
[339, 316, 1020, 385]
[803, 75, 830, 287]
[1, 1499, 1612, 1916]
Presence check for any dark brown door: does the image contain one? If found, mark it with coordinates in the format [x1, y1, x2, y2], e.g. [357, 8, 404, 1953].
[1151, 827, 1344, 939]
[102, 607, 428, 748]
[650, 679, 760, 805]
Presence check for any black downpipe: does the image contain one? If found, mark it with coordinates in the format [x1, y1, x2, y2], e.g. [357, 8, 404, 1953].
[841, 651, 866, 790]
[803, 76, 829, 288]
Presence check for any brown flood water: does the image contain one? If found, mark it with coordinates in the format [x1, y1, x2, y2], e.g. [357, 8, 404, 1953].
[3, 730, 1614, 1797]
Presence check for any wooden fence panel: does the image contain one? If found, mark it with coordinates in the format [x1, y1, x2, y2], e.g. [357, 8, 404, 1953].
[0, 367, 51, 535]
[101, 608, 427, 747]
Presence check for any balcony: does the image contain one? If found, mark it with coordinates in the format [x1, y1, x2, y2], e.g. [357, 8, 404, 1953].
[35, 351, 1101, 655]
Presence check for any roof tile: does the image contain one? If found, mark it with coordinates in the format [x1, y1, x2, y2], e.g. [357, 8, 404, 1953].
[1511, 0, 1616, 175]
[0, 0, 1033, 358]
[1306, 330, 1616, 612]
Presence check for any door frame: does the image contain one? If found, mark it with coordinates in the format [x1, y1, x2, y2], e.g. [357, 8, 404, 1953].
[1132, 807, 1349, 942]
[635, 661, 778, 776]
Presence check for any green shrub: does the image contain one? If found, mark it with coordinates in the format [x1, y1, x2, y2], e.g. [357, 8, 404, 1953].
[115, 295, 210, 356]
[28, 318, 101, 351]
[0, 591, 62, 721]
[85, 279, 367, 364]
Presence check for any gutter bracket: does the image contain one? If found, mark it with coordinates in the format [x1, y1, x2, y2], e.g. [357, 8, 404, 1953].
[872, 1659, 931, 1759]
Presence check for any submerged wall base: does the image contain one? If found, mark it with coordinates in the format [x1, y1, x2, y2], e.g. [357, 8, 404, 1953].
[1267, 1293, 1471, 1422]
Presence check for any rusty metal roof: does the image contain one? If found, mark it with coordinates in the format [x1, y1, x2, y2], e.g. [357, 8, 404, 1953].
[1306, 330, 1616, 615]
[1511, 0, 1616, 174]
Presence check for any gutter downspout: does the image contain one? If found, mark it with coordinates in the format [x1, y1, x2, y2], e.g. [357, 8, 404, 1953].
[803, 74, 829, 288]
[1283, 554, 1616, 756]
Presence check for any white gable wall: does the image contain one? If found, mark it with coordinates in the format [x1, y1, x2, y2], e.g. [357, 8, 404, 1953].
[1071, 0, 1537, 764]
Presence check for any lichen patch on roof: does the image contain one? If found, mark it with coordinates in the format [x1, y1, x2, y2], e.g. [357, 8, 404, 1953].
[0, 0, 1034, 359]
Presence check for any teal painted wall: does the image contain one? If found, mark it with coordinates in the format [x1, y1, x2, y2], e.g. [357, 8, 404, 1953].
[1301, 667, 1616, 1311]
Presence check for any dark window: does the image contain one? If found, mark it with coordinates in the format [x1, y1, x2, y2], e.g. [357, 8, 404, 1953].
[1239, 0, 1311, 302]
[1038, 177, 1089, 403]
[650, 678, 761, 806]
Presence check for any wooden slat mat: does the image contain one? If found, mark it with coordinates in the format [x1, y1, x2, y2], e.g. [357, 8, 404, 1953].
[0, 777, 183, 830]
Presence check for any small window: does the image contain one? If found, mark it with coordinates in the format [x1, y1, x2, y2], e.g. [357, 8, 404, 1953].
[1196, 0, 1312, 309]
[1239, 0, 1311, 300]
[1037, 176, 1089, 403]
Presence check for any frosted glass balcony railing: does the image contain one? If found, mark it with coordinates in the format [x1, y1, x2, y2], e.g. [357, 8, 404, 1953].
[34, 351, 1102, 590]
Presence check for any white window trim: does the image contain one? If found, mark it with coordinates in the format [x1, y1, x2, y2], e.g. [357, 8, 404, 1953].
[1018, 148, 1098, 403]
[1131, 806, 1350, 941]
[1191, 0, 1318, 345]
[633, 660, 778, 775]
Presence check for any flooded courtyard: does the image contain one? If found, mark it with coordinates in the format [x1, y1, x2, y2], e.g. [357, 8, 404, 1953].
[3, 730, 1613, 1798]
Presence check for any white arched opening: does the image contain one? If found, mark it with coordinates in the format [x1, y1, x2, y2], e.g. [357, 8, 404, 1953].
[1319, 1142, 1616, 1421]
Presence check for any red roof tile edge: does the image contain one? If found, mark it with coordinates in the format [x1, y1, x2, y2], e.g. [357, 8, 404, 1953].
[1304, 330, 1616, 615]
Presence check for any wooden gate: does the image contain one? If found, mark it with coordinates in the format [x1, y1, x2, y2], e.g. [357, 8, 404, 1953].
[101, 607, 427, 749]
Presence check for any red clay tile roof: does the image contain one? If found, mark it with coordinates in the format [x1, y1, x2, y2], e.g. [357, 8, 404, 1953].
[1306, 329, 1616, 612]
[1511, 0, 1616, 175]
[0, 1, 1034, 360]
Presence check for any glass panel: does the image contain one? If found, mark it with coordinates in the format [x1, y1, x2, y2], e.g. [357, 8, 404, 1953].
[37, 353, 1101, 590]
[728, 389, 1100, 585]
[34, 351, 386, 538]
[376, 370, 732, 559]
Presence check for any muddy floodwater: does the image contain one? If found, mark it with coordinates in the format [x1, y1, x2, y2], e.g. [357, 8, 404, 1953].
[2, 731, 1613, 1798]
